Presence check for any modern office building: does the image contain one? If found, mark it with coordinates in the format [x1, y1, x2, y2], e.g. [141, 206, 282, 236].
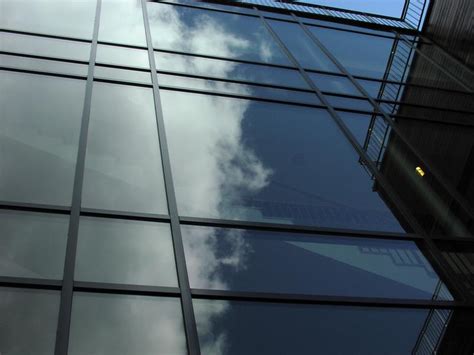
[0, 0, 473, 354]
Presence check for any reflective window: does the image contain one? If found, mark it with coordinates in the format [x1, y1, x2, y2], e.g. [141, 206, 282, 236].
[337, 111, 373, 146]
[161, 91, 408, 232]
[1, 32, 91, 61]
[0, 287, 59, 355]
[357, 78, 384, 97]
[75, 218, 177, 287]
[158, 74, 320, 104]
[94, 66, 152, 85]
[183, 225, 451, 299]
[155, 51, 309, 89]
[304, 19, 396, 38]
[325, 95, 374, 111]
[0, 71, 84, 206]
[96, 44, 149, 69]
[310, 26, 395, 79]
[0, 54, 88, 76]
[69, 293, 186, 355]
[194, 299, 431, 355]
[99, 0, 146, 46]
[309, 72, 361, 95]
[268, 20, 339, 72]
[1, 0, 96, 39]
[0, 210, 68, 279]
[82, 82, 168, 214]
[148, 3, 291, 65]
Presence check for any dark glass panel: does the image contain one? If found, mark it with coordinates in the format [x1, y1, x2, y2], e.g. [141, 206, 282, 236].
[0, 287, 59, 355]
[336, 111, 373, 146]
[0, 210, 68, 279]
[182, 225, 452, 299]
[268, 20, 340, 72]
[0, 54, 88, 76]
[1, 32, 91, 61]
[194, 299, 431, 355]
[304, 18, 396, 38]
[75, 217, 177, 287]
[94, 66, 152, 85]
[148, 2, 291, 65]
[82, 82, 168, 214]
[357, 78, 384, 97]
[157, 74, 320, 104]
[154, 51, 309, 89]
[310, 26, 395, 79]
[161, 91, 408, 232]
[309, 72, 361, 95]
[0, 71, 84, 206]
[69, 293, 186, 355]
[99, 0, 146, 46]
[1, 0, 96, 39]
[325, 95, 374, 111]
[96, 44, 149, 69]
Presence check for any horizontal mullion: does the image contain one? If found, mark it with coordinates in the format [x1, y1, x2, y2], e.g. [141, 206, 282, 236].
[153, 48, 297, 70]
[0, 28, 92, 43]
[191, 289, 471, 309]
[97, 40, 147, 51]
[95, 62, 151, 73]
[376, 99, 474, 114]
[80, 208, 170, 223]
[303, 22, 397, 40]
[391, 113, 474, 127]
[0, 66, 87, 81]
[74, 281, 180, 297]
[0, 51, 90, 65]
[0, 276, 62, 290]
[93, 77, 153, 88]
[179, 216, 419, 240]
[0, 201, 70, 214]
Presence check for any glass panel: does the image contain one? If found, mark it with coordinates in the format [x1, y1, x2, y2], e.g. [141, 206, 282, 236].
[99, 0, 146, 46]
[96, 44, 149, 69]
[148, 3, 291, 65]
[357, 79, 384, 97]
[337, 111, 373, 146]
[0, 54, 88, 76]
[0, 287, 59, 355]
[94, 66, 152, 85]
[82, 82, 168, 214]
[1, 0, 96, 39]
[304, 19, 396, 38]
[325, 95, 374, 111]
[158, 74, 320, 104]
[0, 32, 91, 61]
[194, 299, 431, 355]
[155, 51, 309, 89]
[161, 91, 408, 232]
[75, 217, 177, 287]
[268, 20, 340, 72]
[0, 211, 68, 279]
[69, 293, 186, 355]
[183, 225, 451, 299]
[309, 72, 361, 95]
[310, 26, 395, 79]
[0, 71, 84, 205]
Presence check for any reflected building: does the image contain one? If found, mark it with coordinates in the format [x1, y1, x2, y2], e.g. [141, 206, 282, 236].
[0, 0, 473, 354]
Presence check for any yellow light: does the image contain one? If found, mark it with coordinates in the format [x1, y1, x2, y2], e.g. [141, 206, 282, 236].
[416, 166, 425, 177]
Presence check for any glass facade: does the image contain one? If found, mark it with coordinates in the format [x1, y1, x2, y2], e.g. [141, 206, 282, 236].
[1, 0, 473, 354]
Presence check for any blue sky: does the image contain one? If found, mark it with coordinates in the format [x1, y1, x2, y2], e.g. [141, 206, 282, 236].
[299, 0, 406, 18]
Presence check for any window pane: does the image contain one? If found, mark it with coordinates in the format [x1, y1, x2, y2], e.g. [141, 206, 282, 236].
[268, 20, 339, 72]
[1, 0, 96, 39]
[161, 91, 408, 232]
[325, 95, 374, 111]
[96, 44, 149, 69]
[0, 71, 84, 205]
[0, 54, 88, 76]
[194, 299, 431, 355]
[82, 82, 168, 214]
[309, 26, 395, 79]
[0, 287, 59, 355]
[0, 32, 91, 61]
[94, 66, 152, 85]
[158, 74, 320, 104]
[155, 51, 308, 89]
[337, 111, 372, 146]
[75, 217, 177, 287]
[148, 3, 291, 65]
[0, 210, 68, 279]
[183, 225, 452, 300]
[309, 72, 361, 95]
[69, 293, 186, 355]
[99, 0, 146, 46]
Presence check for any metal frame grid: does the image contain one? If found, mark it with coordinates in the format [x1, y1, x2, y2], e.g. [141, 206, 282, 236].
[1, 0, 474, 354]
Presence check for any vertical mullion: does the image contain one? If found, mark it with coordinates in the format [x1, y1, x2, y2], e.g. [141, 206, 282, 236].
[54, 0, 102, 354]
[141, 1, 201, 354]
[291, 15, 468, 301]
